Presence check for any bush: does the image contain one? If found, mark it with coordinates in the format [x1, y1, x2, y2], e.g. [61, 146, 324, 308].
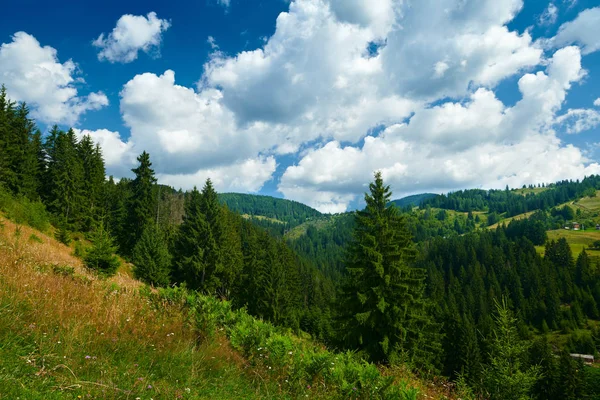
[55, 222, 71, 246]
[0, 188, 50, 232]
[152, 288, 420, 400]
[84, 223, 120, 277]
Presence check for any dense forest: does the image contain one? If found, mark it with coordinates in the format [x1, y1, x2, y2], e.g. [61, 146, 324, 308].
[422, 179, 600, 217]
[1, 83, 600, 399]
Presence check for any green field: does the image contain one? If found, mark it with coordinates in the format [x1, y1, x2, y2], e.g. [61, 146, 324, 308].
[535, 228, 600, 257]
[572, 190, 600, 212]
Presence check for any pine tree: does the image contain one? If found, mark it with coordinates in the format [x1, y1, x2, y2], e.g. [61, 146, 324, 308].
[173, 186, 210, 289]
[132, 224, 171, 287]
[0, 85, 10, 185]
[84, 221, 120, 276]
[338, 171, 439, 367]
[46, 128, 84, 227]
[77, 136, 106, 230]
[126, 151, 157, 253]
[482, 298, 540, 400]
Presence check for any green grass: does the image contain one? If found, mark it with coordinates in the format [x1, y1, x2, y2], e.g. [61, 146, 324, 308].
[284, 216, 335, 240]
[0, 281, 281, 400]
[535, 229, 600, 258]
[573, 191, 600, 212]
[242, 214, 286, 225]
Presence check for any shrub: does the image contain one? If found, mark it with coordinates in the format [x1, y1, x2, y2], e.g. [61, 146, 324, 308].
[55, 222, 71, 246]
[84, 223, 120, 277]
[153, 288, 420, 400]
[0, 188, 50, 232]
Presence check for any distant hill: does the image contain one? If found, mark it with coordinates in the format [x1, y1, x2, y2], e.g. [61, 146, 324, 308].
[218, 193, 322, 228]
[390, 193, 438, 208]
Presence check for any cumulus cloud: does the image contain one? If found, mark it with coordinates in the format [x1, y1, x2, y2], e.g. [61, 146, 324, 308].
[157, 156, 277, 193]
[551, 7, 600, 54]
[539, 3, 558, 26]
[80, 0, 599, 209]
[93, 12, 171, 63]
[279, 46, 596, 212]
[0, 32, 108, 125]
[594, 98, 600, 107]
[73, 128, 134, 167]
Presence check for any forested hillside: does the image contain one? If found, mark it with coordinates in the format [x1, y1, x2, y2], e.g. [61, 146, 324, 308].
[2, 83, 600, 399]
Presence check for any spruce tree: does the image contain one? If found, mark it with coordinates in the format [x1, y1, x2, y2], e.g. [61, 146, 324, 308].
[126, 151, 157, 253]
[482, 298, 540, 400]
[173, 186, 210, 289]
[78, 136, 106, 231]
[46, 128, 84, 227]
[338, 171, 439, 367]
[132, 224, 171, 287]
[84, 221, 120, 277]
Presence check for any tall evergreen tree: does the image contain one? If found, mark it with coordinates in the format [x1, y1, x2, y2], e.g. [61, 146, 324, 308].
[132, 224, 171, 287]
[338, 171, 439, 367]
[173, 186, 210, 289]
[482, 299, 540, 400]
[46, 128, 84, 226]
[126, 151, 157, 253]
[78, 136, 106, 230]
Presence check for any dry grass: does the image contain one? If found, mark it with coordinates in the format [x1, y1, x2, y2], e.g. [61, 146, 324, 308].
[0, 216, 278, 399]
[0, 215, 455, 399]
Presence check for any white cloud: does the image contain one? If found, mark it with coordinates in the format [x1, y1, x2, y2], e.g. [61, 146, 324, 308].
[93, 12, 171, 63]
[594, 98, 600, 107]
[80, 0, 599, 208]
[0, 32, 108, 125]
[539, 3, 558, 26]
[551, 7, 600, 55]
[158, 156, 276, 193]
[73, 128, 134, 167]
[555, 109, 600, 134]
[279, 46, 596, 212]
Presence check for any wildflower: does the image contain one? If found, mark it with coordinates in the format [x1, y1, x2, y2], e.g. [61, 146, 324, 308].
[185, 388, 191, 393]
[85, 355, 91, 359]
[147, 384, 153, 389]
[288, 351, 293, 355]
[307, 385, 311, 389]
[138, 377, 144, 381]
[353, 387, 357, 391]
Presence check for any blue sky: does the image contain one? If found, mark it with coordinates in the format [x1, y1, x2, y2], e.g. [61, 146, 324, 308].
[1, 0, 600, 212]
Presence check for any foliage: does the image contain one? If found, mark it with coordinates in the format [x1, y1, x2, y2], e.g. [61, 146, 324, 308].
[0, 186, 49, 232]
[155, 288, 421, 400]
[481, 298, 540, 400]
[84, 222, 120, 276]
[339, 172, 439, 368]
[132, 224, 172, 287]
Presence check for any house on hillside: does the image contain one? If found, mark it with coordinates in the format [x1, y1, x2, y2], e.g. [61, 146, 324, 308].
[596, 224, 600, 230]
[570, 353, 595, 365]
[572, 222, 581, 231]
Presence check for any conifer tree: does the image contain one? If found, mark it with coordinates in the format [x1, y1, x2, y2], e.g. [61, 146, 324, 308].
[0, 85, 10, 185]
[173, 186, 210, 289]
[46, 128, 84, 227]
[132, 224, 171, 287]
[78, 136, 106, 231]
[126, 151, 157, 253]
[482, 298, 540, 400]
[84, 221, 120, 276]
[338, 171, 439, 367]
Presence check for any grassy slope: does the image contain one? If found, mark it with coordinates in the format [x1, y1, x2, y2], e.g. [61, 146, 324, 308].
[0, 218, 281, 399]
[0, 215, 452, 400]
